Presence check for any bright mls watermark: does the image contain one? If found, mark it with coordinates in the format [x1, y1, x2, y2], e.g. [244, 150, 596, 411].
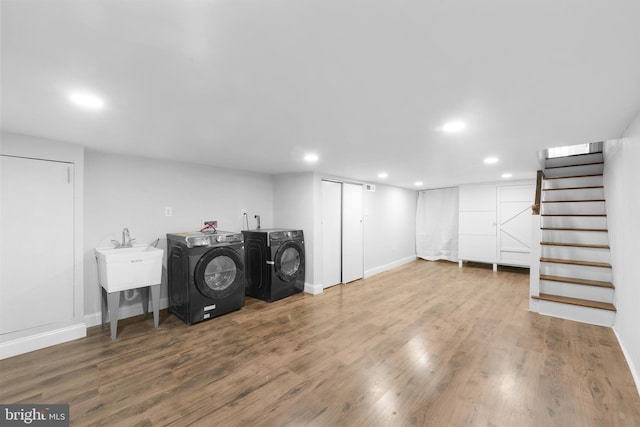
[0, 404, 69, 426]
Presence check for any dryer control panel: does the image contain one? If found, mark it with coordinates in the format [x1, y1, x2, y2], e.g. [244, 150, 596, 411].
[167, 231, 243, 248]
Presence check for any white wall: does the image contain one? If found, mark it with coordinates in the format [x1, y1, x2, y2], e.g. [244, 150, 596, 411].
[363, 184, 417, 277]
[604, 111, 640, 395]
[273, 173, 418, 291]
[83, 150, 274, 324]
[3, 133, 417, 341]
[273, 172, 320, 292]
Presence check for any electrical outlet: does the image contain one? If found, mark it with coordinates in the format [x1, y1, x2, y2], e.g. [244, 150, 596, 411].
[164, 206, 173, 217]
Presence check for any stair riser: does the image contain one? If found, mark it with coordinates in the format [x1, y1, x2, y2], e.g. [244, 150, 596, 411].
[540, 262, 612, 282]
[539, 280, 614, 303]
[541, 229, 609, 245]
[541, 246, 610, 263]
[544, 152, 603, 168]
[541, 201, 605, 215]
[542, 188, 604, 201]
[543, 175, 603, 189]
[541, 216, 607, 229]
[533, 299, 615, 327]
[543, 163, 604, 178]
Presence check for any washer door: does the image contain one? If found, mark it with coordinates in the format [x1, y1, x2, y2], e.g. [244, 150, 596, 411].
[274, 241, 304, 282]
[194, 247, 244, 299]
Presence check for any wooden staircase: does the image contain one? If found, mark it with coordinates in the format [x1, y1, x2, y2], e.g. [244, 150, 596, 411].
[531, 149, 616, 326]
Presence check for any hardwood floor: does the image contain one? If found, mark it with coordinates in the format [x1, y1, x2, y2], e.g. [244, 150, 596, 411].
[2, 259, 639, 426]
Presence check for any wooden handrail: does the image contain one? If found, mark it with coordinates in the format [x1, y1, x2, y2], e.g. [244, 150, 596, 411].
[532, 170, 544, 215]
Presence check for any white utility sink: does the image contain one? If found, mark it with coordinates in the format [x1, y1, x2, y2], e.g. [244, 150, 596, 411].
[95, 244, 164, 340]
[95, 244, 163, 293]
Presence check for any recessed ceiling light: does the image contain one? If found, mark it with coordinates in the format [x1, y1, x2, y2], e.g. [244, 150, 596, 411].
[378, 172, 388, 179]
[501, 173, 513, 179]
[414, 181, 424, 187]
[69, 91, 104, 110]
[304, 153, 319, 163]
[484, 156, 499, 164]
[441, 121, 466, 133]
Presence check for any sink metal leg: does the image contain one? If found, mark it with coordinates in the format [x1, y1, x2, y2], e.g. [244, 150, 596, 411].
[100, 287, 108, 328]
[140, 287, 149, 318]
[108, 291, 120, 340]
[150, 284, 160, 328]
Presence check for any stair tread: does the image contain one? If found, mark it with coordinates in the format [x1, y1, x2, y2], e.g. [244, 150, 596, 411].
[539, 274, 614, 288]
[541, 227, 608, 232]
[540, 242, 610, 249]
[543, 186, 604, 191]
[540, 257, 611, 268]
[541, 213, 606, 217]
[545, 161, 604, 170]
[544, 173, 603, 180]
[541, 199, 605, 203]
[532, 293, 616, 311]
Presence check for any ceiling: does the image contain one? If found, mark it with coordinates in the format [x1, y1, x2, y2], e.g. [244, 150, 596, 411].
[2, 0, 640, 190]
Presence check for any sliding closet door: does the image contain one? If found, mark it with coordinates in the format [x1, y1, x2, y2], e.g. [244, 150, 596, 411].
[342, 182, 363, 283]
[321, 180, 342, 288]
[321, 180, 364, 288]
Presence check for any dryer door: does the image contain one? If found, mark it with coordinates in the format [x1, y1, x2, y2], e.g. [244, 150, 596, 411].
[194, 247, 244, 298]
[274, 241, 305, 282]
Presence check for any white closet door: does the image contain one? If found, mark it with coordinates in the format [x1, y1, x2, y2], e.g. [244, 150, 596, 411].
[321, 180, 342, 288]
[0, 156, 74, 334]
[498, 184, 534, 267]
[342, 182, 363, 283]
[458, 184, 497, 264]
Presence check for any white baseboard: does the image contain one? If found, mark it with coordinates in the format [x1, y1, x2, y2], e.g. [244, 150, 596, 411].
[0, 323, 86, 360]
[613, 326, 640, 397]
[85, 297, 170, 328]
[303, 256, 418, 295]
[364, 255, 417, 278]
[304, 282, 323, 295]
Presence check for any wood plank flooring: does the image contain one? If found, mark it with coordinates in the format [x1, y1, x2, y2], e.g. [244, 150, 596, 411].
[2, 260, 639, 426]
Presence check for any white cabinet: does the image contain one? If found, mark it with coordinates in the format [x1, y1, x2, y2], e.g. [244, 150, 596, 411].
[459, 182, 534, 269]
[497, 185, 534, 266]
[459, 184, 498, 267]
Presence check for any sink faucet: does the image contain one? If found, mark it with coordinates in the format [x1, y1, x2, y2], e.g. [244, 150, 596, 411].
[111, 228, 135, 248]
[122, 228, 131, 246]
[254, 215, 261, 230]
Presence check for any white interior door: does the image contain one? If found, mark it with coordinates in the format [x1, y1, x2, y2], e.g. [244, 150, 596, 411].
[321, 180, 342, 288]
[342, 182, 363, 283]
[498, 184, 535, 267]
[458, 184, 497, 265]
[0, 156, 75, 334]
